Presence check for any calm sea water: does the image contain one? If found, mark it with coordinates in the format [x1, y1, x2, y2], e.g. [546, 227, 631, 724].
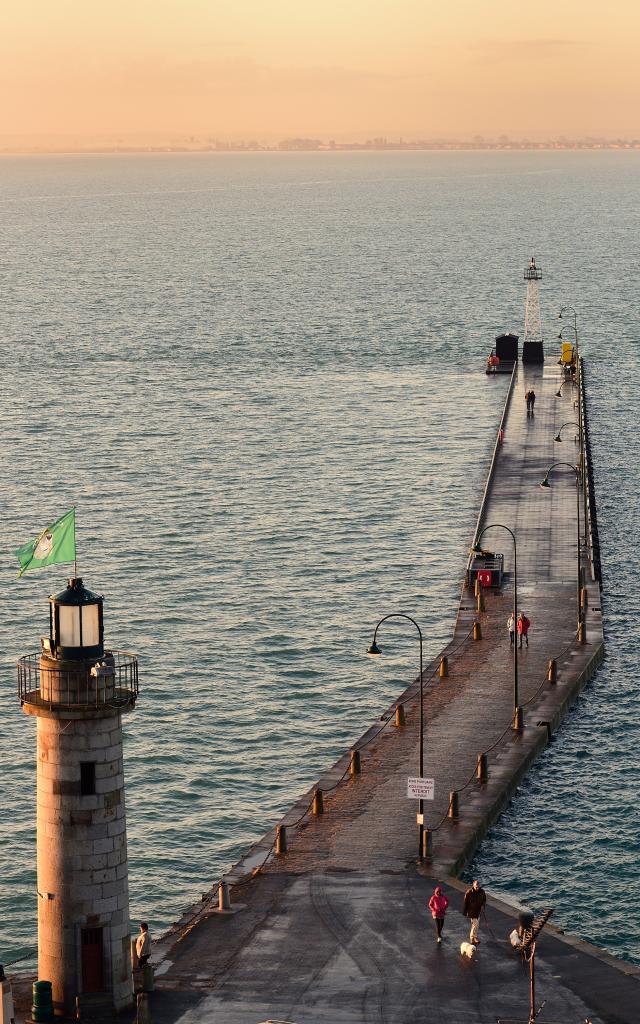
[1, 151, 638, 968]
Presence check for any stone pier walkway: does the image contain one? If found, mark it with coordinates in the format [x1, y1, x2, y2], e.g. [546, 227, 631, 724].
[149, 361, 636, 1023]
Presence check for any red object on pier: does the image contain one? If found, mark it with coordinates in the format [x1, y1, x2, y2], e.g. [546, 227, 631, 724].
[477, 570, 492, 588]
[499, 429, 504, 445]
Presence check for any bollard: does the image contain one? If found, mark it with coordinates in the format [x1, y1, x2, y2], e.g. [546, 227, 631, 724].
[312, 789, 324, 816]
[580, 587, 588, 612]
[578, 619, 587, 645]
[439, 655, 448, 678]
[349, 749, 361, 776]
[476, 753, 488, 783]
[547, 658, 557, 684]
[137, 993, 151, 1024]
[513, 706, 524, 732]
[476, 591, 485, 613]
[421, 828, 433, 861]
[394, 704, 405, 727]
[142, 964, 155, 993]
[473, 620, 482, 641]
[474, 577, 481, 598]
[218, 880, 231, 911]
[448, 791, 459, 819]
[275, 824, 287, 855]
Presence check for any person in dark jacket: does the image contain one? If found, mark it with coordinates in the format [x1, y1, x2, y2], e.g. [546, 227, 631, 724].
[463, 879, 486, 944]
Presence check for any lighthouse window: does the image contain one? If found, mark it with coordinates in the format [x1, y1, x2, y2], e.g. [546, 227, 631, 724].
[80, 762, 96, 796]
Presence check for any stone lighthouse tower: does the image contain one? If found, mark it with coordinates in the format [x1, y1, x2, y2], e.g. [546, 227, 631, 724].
[18, 578, 139, 1017]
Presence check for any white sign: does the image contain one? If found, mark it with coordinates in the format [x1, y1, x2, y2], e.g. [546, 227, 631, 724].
[407, 777, 435, 801]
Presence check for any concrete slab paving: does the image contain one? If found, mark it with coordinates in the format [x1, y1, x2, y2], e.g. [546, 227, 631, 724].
[151, 360, 630, 1024]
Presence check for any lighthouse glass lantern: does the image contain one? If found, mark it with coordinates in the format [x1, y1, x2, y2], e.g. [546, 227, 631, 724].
[49, 578, 104, 661]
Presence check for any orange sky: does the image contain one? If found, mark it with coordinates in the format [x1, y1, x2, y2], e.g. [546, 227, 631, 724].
[2, 1, 639, 143]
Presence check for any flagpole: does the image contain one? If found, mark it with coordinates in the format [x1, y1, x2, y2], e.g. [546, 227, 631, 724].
[73, 506, 77, 578]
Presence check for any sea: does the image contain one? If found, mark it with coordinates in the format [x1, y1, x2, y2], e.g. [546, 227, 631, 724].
[0, 150, 638, 969]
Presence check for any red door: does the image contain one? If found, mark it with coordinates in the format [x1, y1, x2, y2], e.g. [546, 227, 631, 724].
[81, 928, 104, 992]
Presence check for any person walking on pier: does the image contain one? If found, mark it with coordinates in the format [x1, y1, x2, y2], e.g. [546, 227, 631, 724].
[428, 885, 449, 944]
[463, 879, 487, 945]
[507, 612, 515, 647]
[517, 612, 531, 649]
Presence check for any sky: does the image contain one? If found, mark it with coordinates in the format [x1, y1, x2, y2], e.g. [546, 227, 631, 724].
[1, 1, 639, 145]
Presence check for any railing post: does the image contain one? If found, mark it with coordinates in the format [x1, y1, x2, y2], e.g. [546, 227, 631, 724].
[218, 880, 231, 911]
[421, 829, 433, 861]
[275, 824, 287, 855]
[448, 791, 459, 819]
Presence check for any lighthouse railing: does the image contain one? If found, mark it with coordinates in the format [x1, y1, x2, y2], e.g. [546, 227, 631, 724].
[17, 650, 139, 711]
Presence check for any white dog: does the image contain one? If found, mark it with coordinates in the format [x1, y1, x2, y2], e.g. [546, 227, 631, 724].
[460, 941, 477, 959]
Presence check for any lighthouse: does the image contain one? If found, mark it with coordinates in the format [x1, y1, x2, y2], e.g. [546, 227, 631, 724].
[18, 578, 139, 1017]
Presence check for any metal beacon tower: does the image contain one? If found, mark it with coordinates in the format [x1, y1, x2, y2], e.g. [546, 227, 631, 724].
[18, 578, 139, 1018]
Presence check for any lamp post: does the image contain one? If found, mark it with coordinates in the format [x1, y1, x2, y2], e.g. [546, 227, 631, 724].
[471, 525, 520, 729]
[554, 378, 577, 398]
[367, 613, 424, 857]
[540, 462, 583, 637]
[554, 421, 579, 444]
[558, 307, 588, 544]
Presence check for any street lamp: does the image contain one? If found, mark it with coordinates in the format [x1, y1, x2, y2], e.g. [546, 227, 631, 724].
[555, 378, 577, 398]
[471, 525, 521, 730]
[540, 462, 584, 638]
[367, 613, 424, 857]
[554, 421, 579, 443]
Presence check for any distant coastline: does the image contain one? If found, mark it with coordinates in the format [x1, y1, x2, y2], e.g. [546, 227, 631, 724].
[2, 136, 640, 156]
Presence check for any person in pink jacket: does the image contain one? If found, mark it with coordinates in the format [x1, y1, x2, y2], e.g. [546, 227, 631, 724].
[428, 885, 449, 943]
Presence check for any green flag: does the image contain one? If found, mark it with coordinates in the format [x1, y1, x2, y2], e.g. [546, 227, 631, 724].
[16, 508, 76, 578]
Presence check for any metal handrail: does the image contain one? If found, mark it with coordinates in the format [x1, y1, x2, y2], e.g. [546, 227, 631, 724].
[469, 361, 518, 559]
[17, 649, 139, 711]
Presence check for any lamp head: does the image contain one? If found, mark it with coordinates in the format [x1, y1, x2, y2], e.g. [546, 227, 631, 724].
[540, 477, 551, 488]
[367, 640, 381, 656]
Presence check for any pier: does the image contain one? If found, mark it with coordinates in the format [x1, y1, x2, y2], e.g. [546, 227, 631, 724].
[146, 356, 639, 1024]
